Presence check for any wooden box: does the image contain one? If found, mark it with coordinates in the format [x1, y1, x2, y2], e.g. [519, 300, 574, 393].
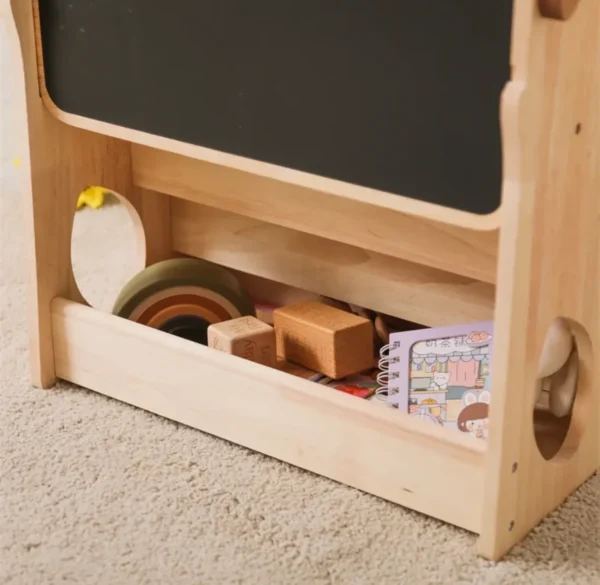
[4, 0, 598, 560]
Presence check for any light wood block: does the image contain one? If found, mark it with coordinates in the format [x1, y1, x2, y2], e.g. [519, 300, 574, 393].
[208, 317, 277, 368]
[274, 302, 374, 379]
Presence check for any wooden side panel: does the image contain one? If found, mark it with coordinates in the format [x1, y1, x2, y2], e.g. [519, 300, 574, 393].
[479, 0, 599, 560]
[7, 0, 121, 386]
[135, 146, 499, 284]
[51, 298, 486, 533]
[171, 201, 495, 326]
[5, 0, 173, 386]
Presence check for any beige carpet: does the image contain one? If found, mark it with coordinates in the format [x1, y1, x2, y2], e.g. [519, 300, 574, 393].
[1, 26, 599, 585]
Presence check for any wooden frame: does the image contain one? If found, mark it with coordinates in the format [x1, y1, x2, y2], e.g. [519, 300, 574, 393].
[4, 0, 598, 561]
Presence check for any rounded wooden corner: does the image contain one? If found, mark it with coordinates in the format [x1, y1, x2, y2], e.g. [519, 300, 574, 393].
[538, 0, 581, 20]
[473, 204, 503, 232]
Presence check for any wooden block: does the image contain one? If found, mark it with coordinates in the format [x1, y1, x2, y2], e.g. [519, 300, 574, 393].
[207, 317, 276, 368]
[273, 302, 374, 379]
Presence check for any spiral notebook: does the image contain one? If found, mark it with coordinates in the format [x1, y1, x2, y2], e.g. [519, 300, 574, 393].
[377, 321, 494, 439]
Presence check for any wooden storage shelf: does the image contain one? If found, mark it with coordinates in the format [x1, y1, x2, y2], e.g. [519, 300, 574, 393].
[52, 298, 487, 534]
[50, 295, 578, 533]
[6, 0, 599, 563]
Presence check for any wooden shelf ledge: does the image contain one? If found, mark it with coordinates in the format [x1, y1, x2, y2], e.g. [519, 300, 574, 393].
[51, 298, 486, 533]
[132, 146, 499, 284]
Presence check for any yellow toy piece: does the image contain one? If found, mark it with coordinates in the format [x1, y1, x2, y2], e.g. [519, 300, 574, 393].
[76, 186, 109, 210]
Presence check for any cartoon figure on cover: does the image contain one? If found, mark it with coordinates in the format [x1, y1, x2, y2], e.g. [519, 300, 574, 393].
[387, 320, 494, 440]
[457, 389, 490, 439]
[429, 371, 451, 390]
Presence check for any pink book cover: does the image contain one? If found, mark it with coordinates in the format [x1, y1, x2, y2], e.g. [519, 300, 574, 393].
[386, 321, 494, 440]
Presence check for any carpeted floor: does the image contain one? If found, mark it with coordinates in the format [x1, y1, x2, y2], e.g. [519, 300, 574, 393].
[1, 23, 599, 585]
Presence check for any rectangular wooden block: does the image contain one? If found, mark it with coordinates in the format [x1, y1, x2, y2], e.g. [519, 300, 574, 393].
[208, 316, 277, 368]
[273, 302, 374, 379]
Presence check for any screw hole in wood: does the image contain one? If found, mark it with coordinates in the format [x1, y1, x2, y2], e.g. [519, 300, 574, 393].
[538, 0, 581, 20]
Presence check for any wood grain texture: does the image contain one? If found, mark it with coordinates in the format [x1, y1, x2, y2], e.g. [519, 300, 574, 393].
[137, 147, 499, 284]
[539, 0, 581, 20]
[171, 201, 496, 327]
[479, 0, 599, 560]
[51, 297, 486, 533]
[228, 273, 322, 308]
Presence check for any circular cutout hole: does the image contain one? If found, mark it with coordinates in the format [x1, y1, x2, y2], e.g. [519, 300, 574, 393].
[71, 187, 145, 311]
[533, 318, 591, 461]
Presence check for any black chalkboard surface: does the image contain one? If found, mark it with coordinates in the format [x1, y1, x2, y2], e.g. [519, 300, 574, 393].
[38, 1, 512, 214]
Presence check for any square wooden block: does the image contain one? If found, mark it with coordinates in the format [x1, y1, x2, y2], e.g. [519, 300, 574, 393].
[273, 301, 374, 379]
[208, 316, 277, 368]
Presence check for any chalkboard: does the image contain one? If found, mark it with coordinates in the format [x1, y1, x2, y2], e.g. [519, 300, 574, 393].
[38, 1, 513, 214]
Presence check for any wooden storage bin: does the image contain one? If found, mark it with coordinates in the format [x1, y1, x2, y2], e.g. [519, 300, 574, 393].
[4, 0, 598, 560]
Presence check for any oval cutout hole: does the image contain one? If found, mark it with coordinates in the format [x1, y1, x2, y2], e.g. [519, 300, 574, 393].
[534, 318, 590, 461]
[71, 188, 145, 311]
